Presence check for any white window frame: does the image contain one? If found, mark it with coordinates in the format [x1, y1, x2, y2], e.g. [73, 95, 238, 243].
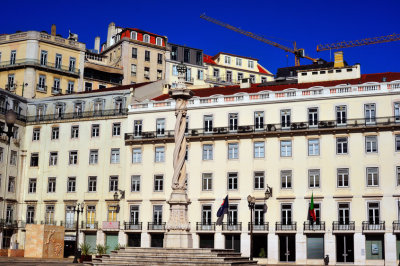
[308, 138, 320, 156]
[254, 141, 265, 158]
[280, 140, 292, 157]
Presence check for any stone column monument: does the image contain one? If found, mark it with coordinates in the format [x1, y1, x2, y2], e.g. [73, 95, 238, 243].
[164, 62, 193, 248]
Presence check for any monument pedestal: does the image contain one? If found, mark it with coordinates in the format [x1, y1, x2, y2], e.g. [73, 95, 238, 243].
[164, 190, 192, 248]
[24, 224, 65, 258]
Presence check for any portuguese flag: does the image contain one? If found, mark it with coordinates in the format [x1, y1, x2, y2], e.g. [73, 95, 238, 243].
[308, 192, 316, 223]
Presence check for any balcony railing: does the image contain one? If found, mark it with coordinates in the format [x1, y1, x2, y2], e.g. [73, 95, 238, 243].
[125, 116, 400, 144]
[60, 221, 77, 229]
[124, 222, 142, 230]
[205, 76, 240, 85]
[81, 221, 98, 229]
[36, 85, 47, 93]
[393, 221, 400, 232]
[0, 219, 18, 228]
[148, 222, 166, 231]
[276, 222, 297, 231]
[19, 220, 37, 228]
[248, 222, 269, 231]
[51, 87, 61, 95]
[27, 108, 128, 123]
[0, 59, 80, 76]
[222, 222, 242, 231]
[362, 221, 385, 231]
[41, 220, 57, 226]
[332, 221, 355, 231]
[304, 221, 325, 231]
[196, 222, 216, 231]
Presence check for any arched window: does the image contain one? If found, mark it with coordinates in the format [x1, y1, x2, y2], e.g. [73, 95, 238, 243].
[143, 34, 150, 43]
[156, 37, 162, 46]
[130, 31, 137, 40]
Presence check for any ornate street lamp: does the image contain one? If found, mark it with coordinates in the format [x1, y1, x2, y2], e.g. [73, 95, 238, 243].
[73, 203, 84, 264]
[1, 109, 17, 144]
[247, 195, 256, 260]
[265, 184, 273, 199]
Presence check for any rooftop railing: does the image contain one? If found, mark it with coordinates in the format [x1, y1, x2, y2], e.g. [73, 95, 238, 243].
[0, 59, 80, 76]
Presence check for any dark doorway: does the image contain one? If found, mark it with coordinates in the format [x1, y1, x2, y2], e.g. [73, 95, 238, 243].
[225, 234, 240, 253]
[2, 230, 12, 249]
[127, 233, 141, 247]
[253, 234, 268, 258]
[279, 234, 295, 262]
[336, 234, 354, 263]
[64, 240, 75, 258]
[151, 233, 164, 247]
[199, 234, 214, 248]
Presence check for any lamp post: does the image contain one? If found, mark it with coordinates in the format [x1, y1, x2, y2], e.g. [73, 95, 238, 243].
[73, 203, 84, 264]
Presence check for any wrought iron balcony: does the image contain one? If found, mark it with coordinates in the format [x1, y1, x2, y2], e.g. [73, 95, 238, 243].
[36, 85, 47, 93]
[332, 221, 355, 231]
[20, 220, 37, 228]
[248, 222, 269, 231]
[276, 222, 297, 231]
[124, 222, 142, 230]
[147, 222, 166, 231]
[0, 219, 18, 228]
[41, 220, 57, 226]
[81, 221, 98, 229]
[125, 116, 400, 145]
[205, 76, 239, 85]
[362, 221, 385, 231]
[222, 222, 242, 231]
[393, 221, 400, 232]
[196, 222, 216, 231]
[304, 221, 325, 231]
[0, 59, 80, 76]
[51, 87, 61, 95]
[60, 221, 77, 230]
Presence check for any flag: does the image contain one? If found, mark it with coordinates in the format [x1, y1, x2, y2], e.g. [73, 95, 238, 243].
[308, 192, 316, 223]
[216, 195, 229, 225]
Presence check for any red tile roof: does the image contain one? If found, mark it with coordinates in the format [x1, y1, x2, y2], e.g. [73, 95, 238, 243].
[152, 72, 400, 101]
[257, 64, 271, 75]
[203, 54, 217, 65]
[123, 28, 166, 38]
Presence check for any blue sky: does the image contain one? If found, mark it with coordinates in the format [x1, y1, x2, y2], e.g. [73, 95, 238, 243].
[2, 0, 399, 74]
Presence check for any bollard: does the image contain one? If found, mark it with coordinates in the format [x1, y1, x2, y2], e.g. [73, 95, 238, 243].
[324, 254, 329, 265]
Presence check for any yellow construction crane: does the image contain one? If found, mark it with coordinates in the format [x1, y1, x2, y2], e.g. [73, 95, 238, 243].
[200, 13, 318, 66]
[317, 33, 400, 52]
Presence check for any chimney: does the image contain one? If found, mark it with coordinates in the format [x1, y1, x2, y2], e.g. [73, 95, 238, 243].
[94, 36, 100, 53]
[51, 24, 56, 36]
[107, 22, 116, 47]
[334, 51, 344, 68]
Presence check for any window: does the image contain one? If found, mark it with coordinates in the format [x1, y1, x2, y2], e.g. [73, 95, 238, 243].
[202, 144, 213, 160]
[10, 151, 17, 165]
[86, 206, 96, 226]
[236, 58, 242, 66]
[336, 105, 347, 125]
[202, 205, 212, 225]
[145, 50, 150, 61]
[71, 126, 79, 138]
[281, 170, 292, 189]
[281, 109, 291, 129]
[49, 152, 58, 166]
[248, 60, 254, 68]
[337, 168, 349, 188]
[250, 75, 255, 83]
[156, 37, 162, 46]
[367, 202, 380, 224]
[254, 171, 265, 190]
[131, 175, 140, 192]
[10, 50, 16, 65]
[131, 31, 137, 40]
[228, 205, 238, 225]
[30, 153, 39, 167]
[85, 82, 92, 92]
[261, 77, 267, 83]
[110, 148, 120, 163]
[109, 176, 118, 191]
[38, 75, 46, 90]
[338, 203, 350, 225]
[91, 124, 100, 137]
[157, 69, 162, 80]
[309, 169, 320, 188]
[229, 113, 238, 131]
[55, 54, 62, 69]
[69, 57, 76, 72]
[47, 177, 56, 193]
[0, 148, 3, 162]
[237, 72, 243, 80]
[55, 104, 64, 119]
[69, 151, 78, 165]
[171, 46, 178, 61]
[308, 139, 320, 156]
[7, 74, 15, 90]
[395, 103, 400, 122]
[89, 150, 98, 164]
[281, 204, 292, 225]
[88, 176, 97, 192]
[365, 135, 377, 153]
[228, 172, 238, 190]
[308, 108, 318, 127]
[196, 51, 202, 65]
[254, 111, 264, 130]
[185, 68, 191, 82]
[32, 128, 40, 141]
[156, 118, 165, 136]
[280, 140, 292, 157]
[157, 53, 163, 64]
[228, 143, 239, 159]
[153, 205, 163, 224]
[197, 69, 203, 80]
[154, 175, 164, 191]
[132, 47, 137, 58]
[131, 64, 137, 76]
[67, 81, 74, 94]
[153, 146, 165, 162]
[67, 177, 76, 193]
[26, 206, 35, 224]
[255, 205, 265, 225]
[365, 104, 376, 124]
[213, 68, 219, 77]
[254, 142, 265, 158]
[108, 205, 117, 222]
[40, 50, 47, 65]
[396, 135, 400, 152]
[336, 137, 348, 154]
[204, 115, 213, 132]
[129, 205, 140, 226]
[199, 173, 212, 192]
[132, 148, 142, 163]
[172, 65, 178, 76]
[134, 120, 142, 136]
[184, 49, 190, 63]
[7, 176, 15, 193]
[143, 34, 150, 43]
[367, 167, 379, 187]
[225, 55, 231, 64]
[28, 178, 36, 193]
[397, 167, 400, 186]
[45, 205, 55, 224]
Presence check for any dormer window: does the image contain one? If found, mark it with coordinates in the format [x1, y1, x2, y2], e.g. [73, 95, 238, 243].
[156, 37, 162, 46]
[130, 31, 137, 40]
[143, 34, 150, 43]
[248, 60, 254, 69]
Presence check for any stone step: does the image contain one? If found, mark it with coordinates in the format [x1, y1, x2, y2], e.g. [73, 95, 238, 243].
[108, 252, 242, 258]
[118, 247, 237, 253]
[89, 259, 257, 266]
[97, 256, 253, 263]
